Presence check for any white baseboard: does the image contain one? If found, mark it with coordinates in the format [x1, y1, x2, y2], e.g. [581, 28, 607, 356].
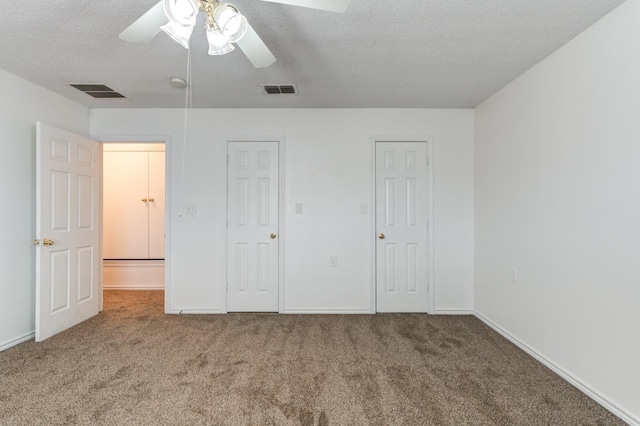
[166, 308, 225, 314]
[474, 310, 638, 426]
[104, 283, 164, 290]
[282, 308, 373, 314]
[167, 308, 373, 315]
[103, 260, 165, 291]
[0, 331, 35, 352]
[433, 309, 474, 315]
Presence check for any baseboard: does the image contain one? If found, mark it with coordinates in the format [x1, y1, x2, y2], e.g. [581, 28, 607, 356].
[166, 308, 373, 314]
[104, 283, 164, 290]
[474, 310, 638, 426]
[103, 260, 164, 291]
[166, 308, 225, 314]
[0, 331, 35, 352]
[282, 308, 373, 314]
[433, 309, 474, 315]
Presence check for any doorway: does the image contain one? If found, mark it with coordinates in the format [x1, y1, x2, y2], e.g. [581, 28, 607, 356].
[374, 140, 433, 313]
[35, 124, 171, 341]
[102, 142, 167, 293]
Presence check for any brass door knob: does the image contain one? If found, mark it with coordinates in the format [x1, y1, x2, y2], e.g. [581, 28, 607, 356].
[142, 198, 148, 202]
[148, 198, 155, 202]
[270, 233, 277, 239]
[43, 238, 55, 246]
[378, 233, 385, 239]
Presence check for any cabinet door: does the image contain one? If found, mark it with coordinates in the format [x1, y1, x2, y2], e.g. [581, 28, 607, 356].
[103, 151, 149, 259]
[148, 151, 165, 259]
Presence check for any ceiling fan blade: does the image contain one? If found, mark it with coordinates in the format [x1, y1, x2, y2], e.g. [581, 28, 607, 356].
[237, 23, 277, 68]
[258, 0, 351, 13]
[119, 1, 168, 43]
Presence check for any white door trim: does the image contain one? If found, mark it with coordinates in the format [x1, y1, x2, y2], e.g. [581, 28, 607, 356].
[371, 136, 435, 314]
[90, 135, 172, 313]
[224, 136, 285, 313]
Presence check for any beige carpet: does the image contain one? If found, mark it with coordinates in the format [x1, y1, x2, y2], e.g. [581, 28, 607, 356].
[0, 291, 622, 425]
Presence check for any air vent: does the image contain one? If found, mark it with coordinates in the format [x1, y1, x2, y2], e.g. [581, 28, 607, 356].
[83, 91, 125, 98]
[279, 85, 296, 94]
[262, 84, 297, 95]
[70, 84, 126, 99]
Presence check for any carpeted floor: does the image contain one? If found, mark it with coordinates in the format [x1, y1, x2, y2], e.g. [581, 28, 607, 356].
[0, 291, 623, 425]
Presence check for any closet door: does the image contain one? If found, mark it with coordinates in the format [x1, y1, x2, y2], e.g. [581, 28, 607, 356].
[103, 151, 150, 259]
[148, 151, 165, 259]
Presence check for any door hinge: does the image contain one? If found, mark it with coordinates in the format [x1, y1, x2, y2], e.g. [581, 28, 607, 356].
[226, 155, 229, 165]
[426, 155, 430, 166]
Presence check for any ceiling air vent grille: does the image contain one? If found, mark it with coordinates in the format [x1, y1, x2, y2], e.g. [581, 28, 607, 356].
[70, 84, 126, 99]
[262, 84, 297, 95]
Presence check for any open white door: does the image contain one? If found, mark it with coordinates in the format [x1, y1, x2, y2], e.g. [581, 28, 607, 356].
[35, 122, 101, 342]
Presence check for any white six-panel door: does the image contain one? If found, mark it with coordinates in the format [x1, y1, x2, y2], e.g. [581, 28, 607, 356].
[36, 123, 101, 341]
[227, 142, 279, 312]
[376, 142, 430, 312]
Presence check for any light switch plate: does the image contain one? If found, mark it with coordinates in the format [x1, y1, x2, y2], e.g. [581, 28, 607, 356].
[360, 203, 368, 214]
[295, 203, 303, 214]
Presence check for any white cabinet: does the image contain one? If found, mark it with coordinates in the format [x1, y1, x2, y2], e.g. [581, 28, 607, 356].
[103, 144, 165, 259]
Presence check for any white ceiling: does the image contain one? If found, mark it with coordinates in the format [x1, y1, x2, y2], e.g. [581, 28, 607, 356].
[0, 0, 626, 108]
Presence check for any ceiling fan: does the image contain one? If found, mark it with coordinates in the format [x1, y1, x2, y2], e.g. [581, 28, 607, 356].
[119, 0, 351, 68]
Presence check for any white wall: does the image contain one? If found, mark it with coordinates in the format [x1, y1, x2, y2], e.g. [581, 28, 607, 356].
[474, 0, 640, 422]
[90, 109, 474, 314]
[0, 68, 89, 350]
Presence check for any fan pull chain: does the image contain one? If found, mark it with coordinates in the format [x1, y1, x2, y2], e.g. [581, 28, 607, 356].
[178, 42, 192, 217]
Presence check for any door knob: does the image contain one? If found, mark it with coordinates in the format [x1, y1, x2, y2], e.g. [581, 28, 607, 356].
[142, 198, 148, 202]
[148, 198, 155, 202]
[270, 233, 277, 239]
[378, 233, 385, 239]
[43, 238, 55, 246]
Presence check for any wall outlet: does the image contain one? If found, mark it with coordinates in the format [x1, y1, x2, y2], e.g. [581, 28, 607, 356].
[511, 267, 518, 283]
[330, 256, 338, 267]
[185, 203, 197, 215]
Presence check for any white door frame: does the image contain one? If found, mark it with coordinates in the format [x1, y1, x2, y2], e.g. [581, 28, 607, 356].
[371, 136, 435, 314]
[91, 135, 172, 313]
[223, 136, 286, 313]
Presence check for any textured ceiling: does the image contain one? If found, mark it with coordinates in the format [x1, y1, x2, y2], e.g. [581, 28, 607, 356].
[0, 0, 626, 108]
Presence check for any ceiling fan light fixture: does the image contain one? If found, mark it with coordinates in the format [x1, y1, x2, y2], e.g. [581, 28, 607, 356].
[161, 21, 194, 49]
[206, 28, 235, 55]
[163, 0, 199, 26]
[213, 4, 248, 43]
